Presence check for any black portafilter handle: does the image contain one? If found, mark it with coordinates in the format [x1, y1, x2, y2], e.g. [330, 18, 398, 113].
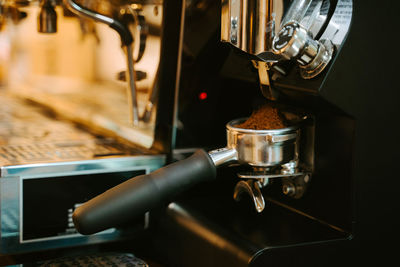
[73, 150, 217, 235]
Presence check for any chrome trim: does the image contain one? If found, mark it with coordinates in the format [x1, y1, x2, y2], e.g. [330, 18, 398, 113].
[272, 22, 334, 79]
[280, 0, 312, 27]
[208, 147, 237, 167]
[1, 155, 165, 178]
[301, 0, 329, 37]
[320, 0, 352, 47]
[299, 38, 334, 79]
[237, 171, 305, 179]
[226, 118, 299, 167]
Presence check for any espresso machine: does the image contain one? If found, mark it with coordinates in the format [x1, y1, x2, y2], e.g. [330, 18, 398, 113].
[0, 0, 184, 264]
[1, 0, 400, 266]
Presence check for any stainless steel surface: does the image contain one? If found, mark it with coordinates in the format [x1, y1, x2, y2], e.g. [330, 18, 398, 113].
[272, 22, 334, 79]
[0, 91, 166, 253]
[221, 0, 283, 59]
[280, 0, 312, 27]
[0, 92, 163, 172]
[1, 155, 164, 178]
[226, 118, 299, 167]
[320, 0, 352, 47]
[236, 159, 306, 180]
[256, 61, 279, 100]
[221, 0, 352, 100]
[300, 0, 329, 38]
[299, 38, 333, 79]
[220, 0, 344, 101]
[208, 117, 300, 168]
[208, 147, 237, 167]
[207, 115, 310, 211]
[11, 77, 156, 149]
[237, 171, 305, 179]
[223, 114, 312, 210]
[220, 0, 329, 60]
[281, 160, 297, 174]
[273, 22, 316, 61]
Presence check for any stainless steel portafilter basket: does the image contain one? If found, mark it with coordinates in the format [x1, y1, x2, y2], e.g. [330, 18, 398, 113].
[211, 118, 299, 167]
[72, 116, 305, 235]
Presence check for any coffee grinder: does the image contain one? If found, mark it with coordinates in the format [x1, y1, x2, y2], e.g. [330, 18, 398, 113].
[70, 2, 356, 266]
[25, 0, 400, 265]
[152, 1, 357, 265]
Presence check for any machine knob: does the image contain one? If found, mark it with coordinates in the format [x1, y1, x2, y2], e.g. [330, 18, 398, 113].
[272, 22, 334, 79]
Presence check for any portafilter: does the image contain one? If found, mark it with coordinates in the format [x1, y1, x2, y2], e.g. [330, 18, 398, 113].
[73, 113, 306, 235]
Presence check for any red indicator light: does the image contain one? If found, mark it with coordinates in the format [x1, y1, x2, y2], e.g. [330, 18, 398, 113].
[199, 92, 208, 100]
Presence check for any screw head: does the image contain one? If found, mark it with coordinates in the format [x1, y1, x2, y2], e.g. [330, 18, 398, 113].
[282, 182, 296, 196]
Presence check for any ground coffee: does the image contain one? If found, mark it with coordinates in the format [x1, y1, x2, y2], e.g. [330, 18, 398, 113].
[235, 105, 286, 130]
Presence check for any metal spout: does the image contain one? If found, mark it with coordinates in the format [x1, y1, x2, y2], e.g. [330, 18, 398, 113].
[234, 179, 266, 213]
[255, 61, 280, 100]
